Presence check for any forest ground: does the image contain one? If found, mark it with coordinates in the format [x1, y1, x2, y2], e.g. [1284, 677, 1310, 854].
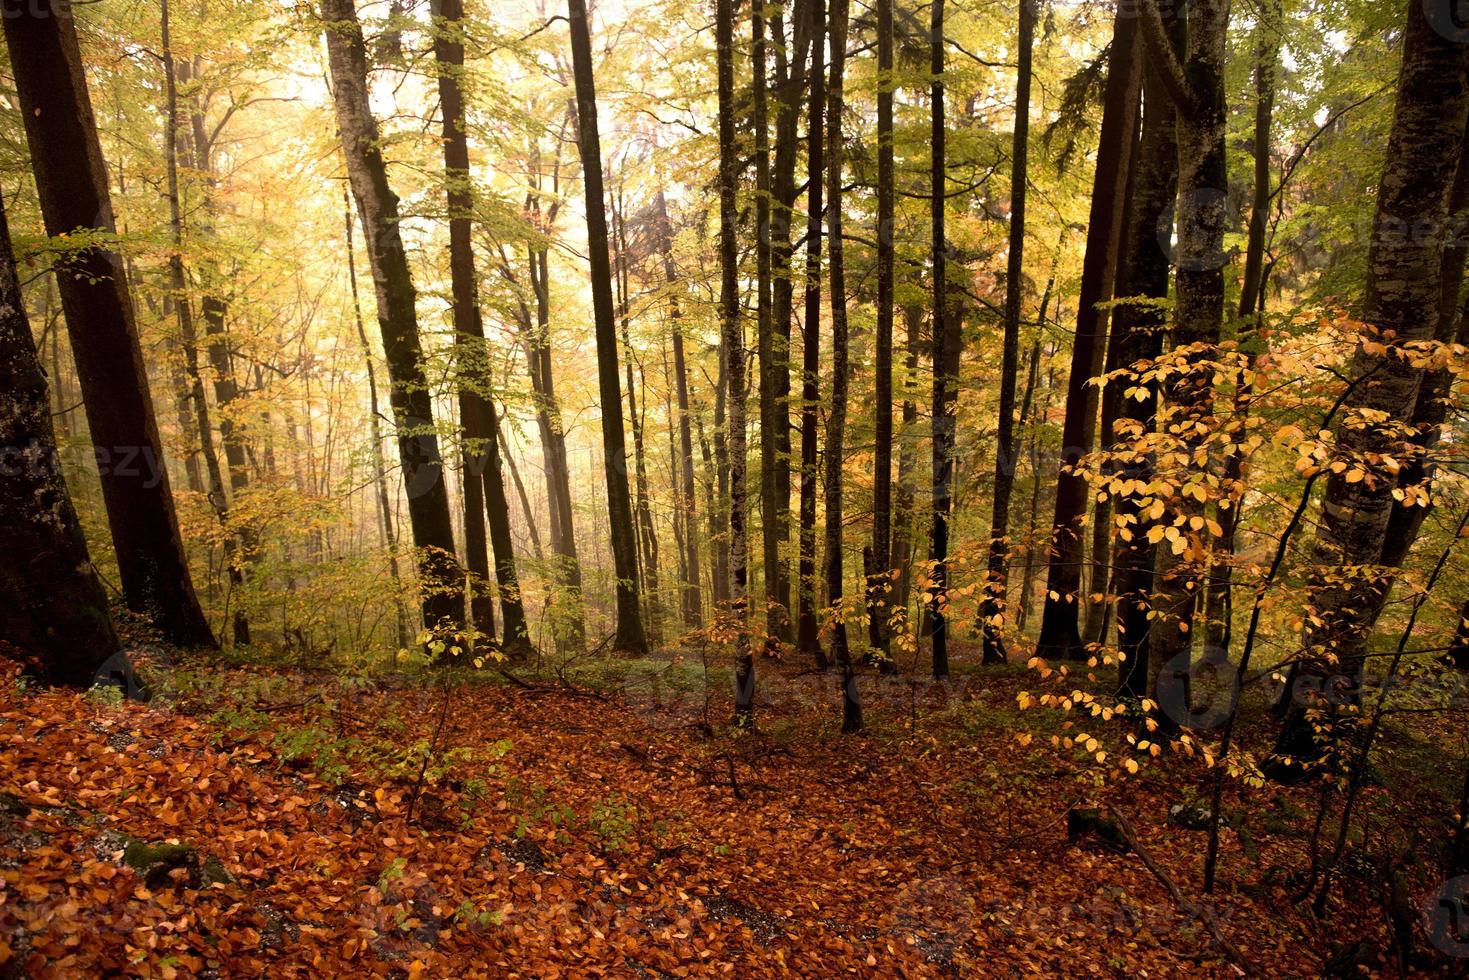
[0, 633, 1454, 978]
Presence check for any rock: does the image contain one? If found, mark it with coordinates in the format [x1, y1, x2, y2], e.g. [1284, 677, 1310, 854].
[1066, 807, 1130, 853]
[1168, 802, 1214, 831]
[122, 839, 233, 889]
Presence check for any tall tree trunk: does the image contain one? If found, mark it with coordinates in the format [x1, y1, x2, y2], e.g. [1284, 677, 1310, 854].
[655, 189, 703, 629]
[566, 0, 649, 654]
[717, 0, 754, 721]
[1140, 0, 1229, 685]
[867, 0, 896, 664]
[613, 189, 662, 644]
[797, 0, 827, 668]
[1205, 0, 1280, 655]
[753, 0, 781, 648]
[433, 0, 530, 653]
[891, 303, 924, 624]
[345, 195, 413, 650]
[1114, 14, 1181, 699]
[322, 0, 464, 637]
[4, 1, 214, 648]
[0, 192, 121, 687]
[769, 0, 810, 643]
[979, 0, 1035, 665]
[1033, 8, 1140, 661]
[824, 0, 860, 731]
[928, 0, 960, 680]
[1270, 0, 1469, 773]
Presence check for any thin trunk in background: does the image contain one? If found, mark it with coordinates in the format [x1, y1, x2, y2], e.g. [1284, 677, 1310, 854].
[867, 0, 896, 664]
[754, 0, 781, 647]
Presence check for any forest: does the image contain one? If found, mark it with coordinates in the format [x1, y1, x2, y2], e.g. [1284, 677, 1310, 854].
[3, 0, 1469, 974]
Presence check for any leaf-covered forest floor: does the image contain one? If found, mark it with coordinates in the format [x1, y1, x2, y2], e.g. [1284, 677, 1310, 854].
[0, 635, 1457, 978]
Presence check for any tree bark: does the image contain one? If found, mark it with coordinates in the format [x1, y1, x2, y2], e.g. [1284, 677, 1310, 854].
[979, 0, 1035, 665]
[824, 0, 860, 731]
[324, 0, 464, 638]
[0, 192, 122, 686]
[1272, 0, 1469, 773]
[753, 0, 781, 648]
[655, 190, 704, 629]
[797, 0, 827, 668]
[867, 0, 896, 665]
[1034, 7, 1140, 661]
[716, 0, 754, 721]
[566, 0, 649, 654]
[4, 1, 214, 648]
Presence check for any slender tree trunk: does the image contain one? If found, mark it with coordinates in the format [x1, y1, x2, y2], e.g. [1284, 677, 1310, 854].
[1205, 0, 1280, 655]
[0, 192, 121, 686]
[613, 189, 662, 644]
[345, 196, 412, 650]
[1034, 8, 1140, 661]
[797, 0, 827, 668]
[867, 0, 896, 665]
[769, 0, 810, 642]
[499, 426, 544, 563]
[824, 0, 860, 731]
[656, 190, 703, 629]
[566, 0, 649, 654]
[323, 0, 463, 636]
[1114, 16, 1181, 699]
[1271, 0, 1469, 773]
[979, 0, 1035, 665]
[717, 0, 754, 721]
[928, 0, 961, 680]
[891, 303, 923, 624]
[753, 0, 782, 649]
[5, 1, 214, 648]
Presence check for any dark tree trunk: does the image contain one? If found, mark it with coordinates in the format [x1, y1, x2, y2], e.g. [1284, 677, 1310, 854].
[322, 0, 464, 637]
[717, 0, 754, 721]
[1204, 0, 1280, 655]
[0, 192, 121, 686]
[1034, 7, 1140, 661]
[891, 303, 924, 625]
[4, 1, 214, 648]
[753, 0, 781, 648]
[979, 0, 1035, 666]
[613, 190, 662, 644]
[768, 0, 810, 642]
[1114, 20, 1181, 699]
[797, 0, 827, 668]
[1143, 0, 1230, 682]
[567, 0, 649, 654]
[867, 0, 896, 664]
[1271, 0, 1469, 773]
[345, 196, 413, 650]
[435, 0, 529, 654]
[655, 190, 704, 629]
[929, 0, 959, 680]
[825, 0, 861, 731]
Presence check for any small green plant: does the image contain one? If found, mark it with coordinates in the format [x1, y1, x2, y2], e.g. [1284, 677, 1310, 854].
[86, 684, 125, 707]
[588, 794, 637, 852]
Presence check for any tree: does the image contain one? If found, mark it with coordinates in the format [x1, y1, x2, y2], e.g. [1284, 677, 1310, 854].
[825, 0, 860, 732]
[867, 0, 896, 664]
[753, 0, 781, 647]
[716, 0, 754, 721]
[1269, 0, 1469, 773]
[432, 0, 530, 653]
[322, 0, 464, 637]
[928, 0, 959, 680]
[1033, 8, 1140, 661]
[4, 0, 214, 649]
[566, 0, 649, 655]
[797, 0, 827, 668]
[0, 191, 121, 687]
[655, 189, 703, 629]
[978, 0, 1035, 666]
